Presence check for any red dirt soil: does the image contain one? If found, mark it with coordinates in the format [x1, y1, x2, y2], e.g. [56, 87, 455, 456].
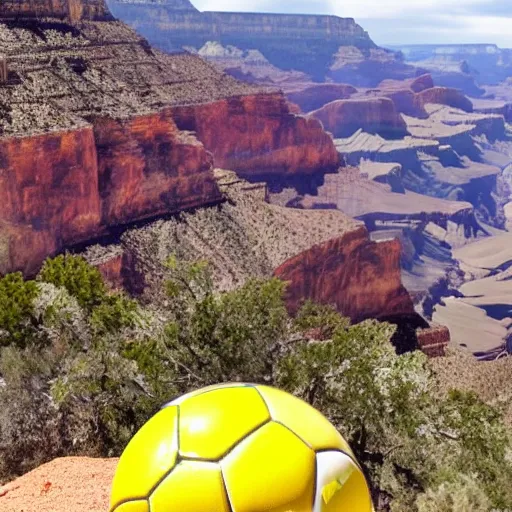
[0, 457, 118, 512]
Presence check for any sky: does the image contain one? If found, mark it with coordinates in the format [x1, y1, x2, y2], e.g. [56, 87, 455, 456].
[192, 0, 512, 47]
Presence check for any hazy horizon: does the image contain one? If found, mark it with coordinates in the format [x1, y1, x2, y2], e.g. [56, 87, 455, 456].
[192, 0, 512, 48]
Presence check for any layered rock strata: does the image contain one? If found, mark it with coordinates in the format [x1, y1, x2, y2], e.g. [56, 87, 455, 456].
[0, 5, 338, 273]
[0, 0, 113, 21]
[171, 94, 339, 178]
[115, 170, 415, 325]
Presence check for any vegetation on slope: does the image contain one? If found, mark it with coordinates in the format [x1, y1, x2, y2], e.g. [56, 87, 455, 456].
[0, 254, 511, 511]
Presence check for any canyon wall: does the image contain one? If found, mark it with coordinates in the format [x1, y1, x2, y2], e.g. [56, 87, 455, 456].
[0, 9, 344, 275]
[274, 228, 414, 322]
[170, 93, 339, 178]
[0, 114, 223, 275]
[0, 126, 101, 275]
[92, 111, 220, 226]
[0, 0, 113, 21]
[107, 0, 412, 83]
[107, 2, 373, 48]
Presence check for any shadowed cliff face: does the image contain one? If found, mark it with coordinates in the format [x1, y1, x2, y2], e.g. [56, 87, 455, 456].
[274, 228, 414, 322]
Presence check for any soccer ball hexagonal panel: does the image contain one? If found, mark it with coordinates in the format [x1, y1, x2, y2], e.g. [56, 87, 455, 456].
[178, 386, 271, 460]
[110, 406, 179, 511]
[110, 383, 373, 512]
[150, 461, 230, 512]
[256, 385, 353, 455]
[221, 421, 316, 512]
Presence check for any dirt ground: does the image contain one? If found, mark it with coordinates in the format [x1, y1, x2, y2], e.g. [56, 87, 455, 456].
[0, 457, 118, 512]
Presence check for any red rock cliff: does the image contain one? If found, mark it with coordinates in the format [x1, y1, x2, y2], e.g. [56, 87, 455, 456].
[0, 127, 101, 275]
[274, 227, 414, 322]
[286, 84, 357, 114]
[93, 111, 221, 226]
[416, 87, 473, 113]
[170, 93, 339, 178]
[0, 0, 113, 21]
[0, 111, 223, 275]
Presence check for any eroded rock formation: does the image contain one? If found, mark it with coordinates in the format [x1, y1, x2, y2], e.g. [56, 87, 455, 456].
[286, 84, 357, 114]
[0, 127, 101, 274]
[171, 94, 339, 178]
[274, 228, 414, 322]
[107, 0, 417, 85]
[92, 112, 220, 226]
[109, 170, 416, 326]
[0, 0, 113, 21]
[309, 97, 409, 139]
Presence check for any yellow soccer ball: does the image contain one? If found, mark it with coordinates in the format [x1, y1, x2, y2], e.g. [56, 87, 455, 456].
[110, 383, 373, 512]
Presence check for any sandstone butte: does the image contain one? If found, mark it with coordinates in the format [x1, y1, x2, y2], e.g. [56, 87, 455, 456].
[308, 97, 410, 139]
[0, 0, 338, 276]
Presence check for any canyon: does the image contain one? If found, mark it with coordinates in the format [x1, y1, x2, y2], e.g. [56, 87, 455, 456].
[391, 44, 512, 93]
[0, 3, 338, 275]
[1, 0, 511, 360]
[266, 73, 512, 358]
[1, 2, 512, 510]
[0, 0, 426, 344]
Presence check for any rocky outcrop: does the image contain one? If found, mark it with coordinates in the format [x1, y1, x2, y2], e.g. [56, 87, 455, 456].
[379, 74, 435, 93]
[309, 97, 409, 139]
[327, 46, 421, 87]
[0, 112, 223, 276]
[0, 12, 341, 274]
[416, 87, 473, 113]
[472, 98, 512, 123]
[285, 74, 473, 123]
[274, 228, 414, 322]
[416, 324, 450, 357]
[93, 111, 220, 226]
[286, 84, 357, 114]
[112, 170, 417, 327]
[171, 93, 339, 178]
[0, 0, 113, 21]
[394, 43, 512, 89]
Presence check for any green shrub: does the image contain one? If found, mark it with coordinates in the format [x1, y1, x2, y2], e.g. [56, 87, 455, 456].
[416, 474, 491, 512]
[0, 255, 512, 511]
[0, 273, 39, 347]
[90, 293, 140, 336]
[38, 255, 107, 310]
